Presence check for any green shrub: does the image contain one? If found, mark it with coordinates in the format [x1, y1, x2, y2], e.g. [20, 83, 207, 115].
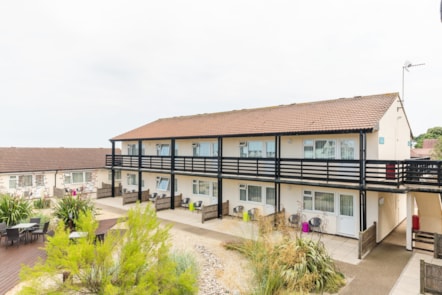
[0, 194, 33, 226]
[52, 196, 96, 230]
[33, 197, 51, 209]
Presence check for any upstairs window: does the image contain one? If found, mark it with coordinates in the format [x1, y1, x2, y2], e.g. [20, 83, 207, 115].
[157, 144, 170, 156]
[240, 141, 275, 158]
[340, 140, 355, 160]
[192, 142, 218, 157]
[127, 143, 145, 155]
[315, 140, 335, 159]
[304, 140, 336, 159]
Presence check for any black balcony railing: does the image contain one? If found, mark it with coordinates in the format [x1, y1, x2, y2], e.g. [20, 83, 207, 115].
[106, 155, 442, 188]
[174, 156, 218, 173]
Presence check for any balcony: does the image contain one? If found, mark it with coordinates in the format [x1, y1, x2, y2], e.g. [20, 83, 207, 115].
[106, 155, 442, 189]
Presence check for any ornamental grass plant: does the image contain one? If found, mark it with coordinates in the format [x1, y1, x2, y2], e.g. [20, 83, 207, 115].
[0, 194, 33, 226]
[225, 212, 345, 295]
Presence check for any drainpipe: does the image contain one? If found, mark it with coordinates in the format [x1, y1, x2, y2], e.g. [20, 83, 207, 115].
[406, 192, 414, 251]
[54, 170, 58, 197]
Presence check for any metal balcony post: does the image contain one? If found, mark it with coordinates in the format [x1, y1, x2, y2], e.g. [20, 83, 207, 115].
[138, 140, 142, 202]
[171, 139, 175, 209]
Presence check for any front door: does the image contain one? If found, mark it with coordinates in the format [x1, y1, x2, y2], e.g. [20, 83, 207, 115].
[338, 194, 355, 237]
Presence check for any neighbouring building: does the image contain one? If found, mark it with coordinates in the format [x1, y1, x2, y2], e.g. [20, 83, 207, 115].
[0, 147, 120, 198]
[106, 93, 442, 250]
[411, 138, 438, 159]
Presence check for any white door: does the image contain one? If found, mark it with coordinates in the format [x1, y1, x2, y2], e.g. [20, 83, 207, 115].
[338, 194, 355, 237]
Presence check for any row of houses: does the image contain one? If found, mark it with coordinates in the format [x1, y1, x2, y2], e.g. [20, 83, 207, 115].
[1, 92, 441, 251]
[0, 148, 119, 198]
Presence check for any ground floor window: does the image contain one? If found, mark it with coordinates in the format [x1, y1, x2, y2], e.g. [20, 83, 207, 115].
[156, 177, 169, 191]
[35, 174, 45, 187]
[108, 170, 122, 181]
[65, 171, 93, 184]
[266, 187, 275, 206]
[9, 176, 17, 189]
[192, 179, 217, 197]
[19, 175, 33, 187]
[127, 174, 137, 186]
[239, 184, 274, 204]
[303, 190, 335, 213]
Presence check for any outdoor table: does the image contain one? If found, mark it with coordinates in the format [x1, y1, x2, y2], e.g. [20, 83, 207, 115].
[69, 231, 88, 239]
[10, 223, 38, 243]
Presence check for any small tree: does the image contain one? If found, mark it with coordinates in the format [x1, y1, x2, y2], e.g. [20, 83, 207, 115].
[19, 203, 198, 294]
[0, 194, 33, 226]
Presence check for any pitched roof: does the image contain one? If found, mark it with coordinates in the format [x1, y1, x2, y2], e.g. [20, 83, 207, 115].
[112, 93, 400, 141]
[0, 148, 119, 173]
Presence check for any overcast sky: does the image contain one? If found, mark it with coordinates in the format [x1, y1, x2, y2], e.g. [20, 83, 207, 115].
[1, 1, 441, 148]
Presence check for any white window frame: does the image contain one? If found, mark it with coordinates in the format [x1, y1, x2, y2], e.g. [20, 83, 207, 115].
[303, 189, 335, 213]
[192, 142, 218, 157]
[240, 141, 275, 158]
[340, 139, 355, 160]
[127, 143, 145, 155]
[108, 170, 122, 181]
[239, 184, 263, 203]
[303, 139, 336, 159]
[9, 176, 17, 189]
[265, 187, 275, 206]
[156, 177, 170, 191]
[18, 175, 33, 187]
[127, 174, 137, 186]
[192, 179, 217, 197]
[156, 144, 170, 156]
[64, 171, 93, 184]
[35, 174, 45, 187]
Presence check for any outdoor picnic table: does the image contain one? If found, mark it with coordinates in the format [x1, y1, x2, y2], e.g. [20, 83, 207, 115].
[10, 223, 38, 243]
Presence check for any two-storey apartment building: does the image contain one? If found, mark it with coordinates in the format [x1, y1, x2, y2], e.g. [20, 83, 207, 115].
[106, 93, 442, 247]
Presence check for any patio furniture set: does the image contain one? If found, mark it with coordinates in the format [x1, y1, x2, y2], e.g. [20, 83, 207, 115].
[0, 218, 50, 248]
